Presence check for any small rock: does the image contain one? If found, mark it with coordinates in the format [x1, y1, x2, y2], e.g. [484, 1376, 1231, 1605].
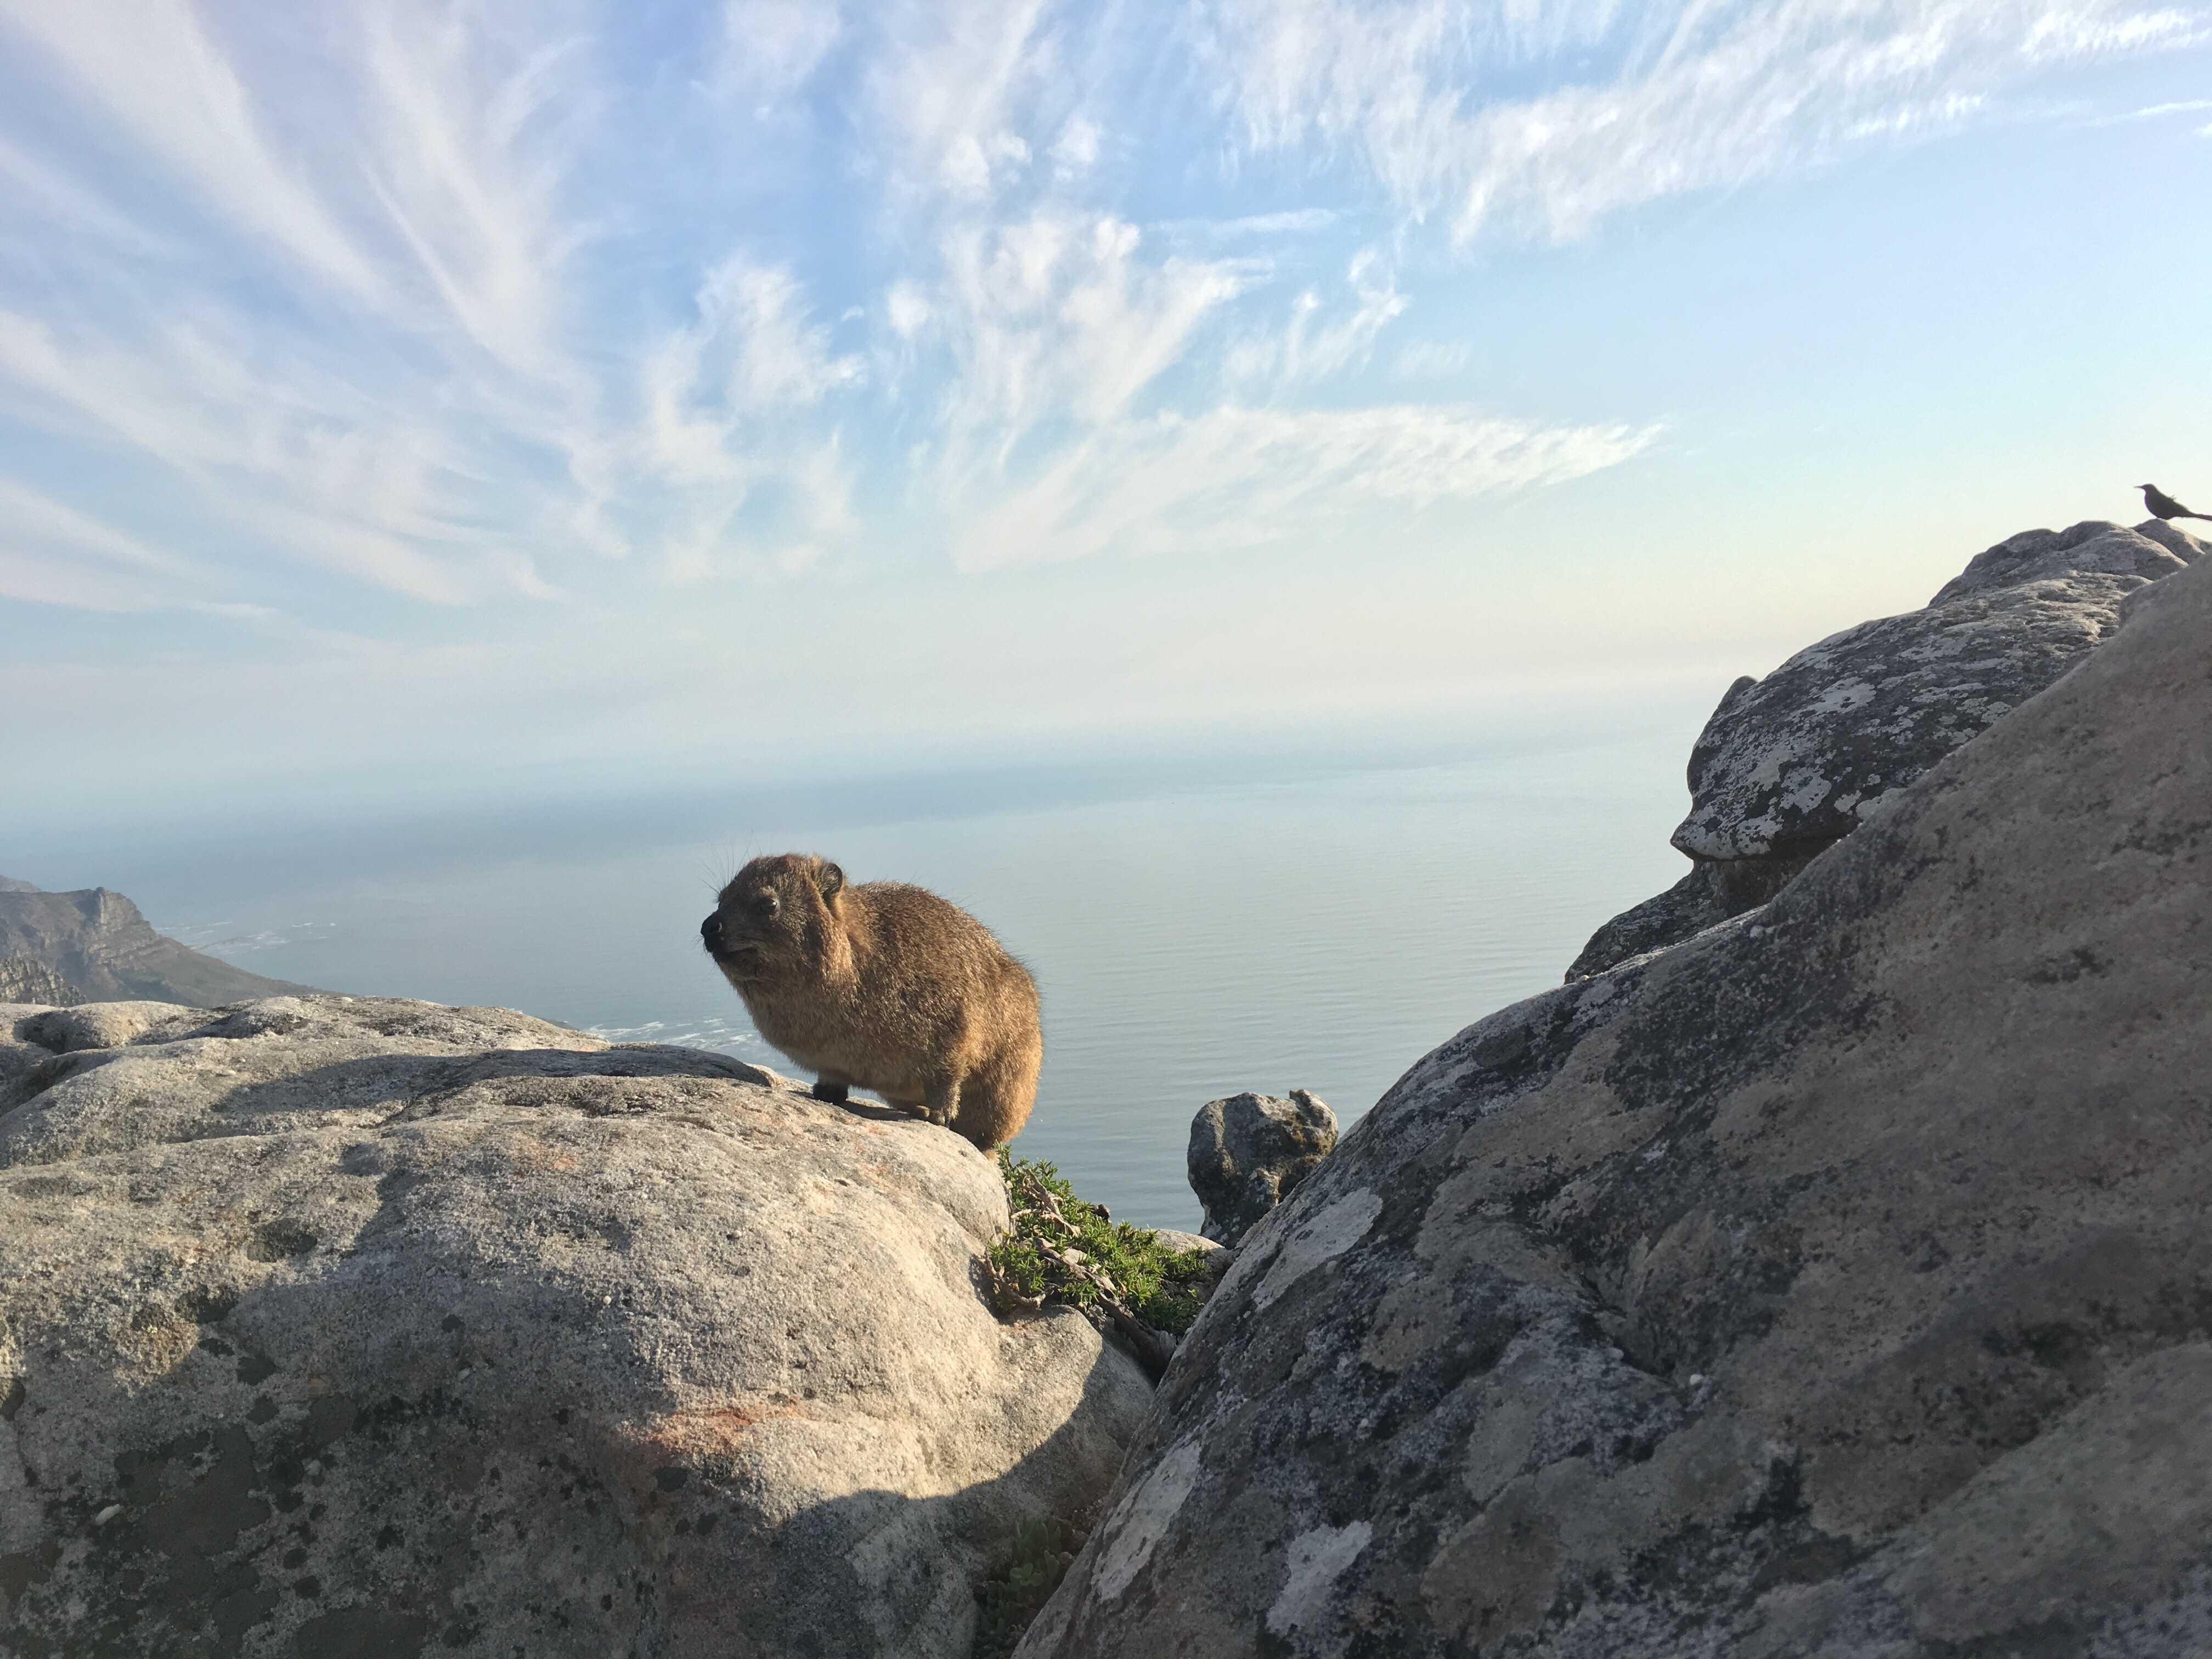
[1144, 1229, 1219, 1258]
[1186, 1091, 1336, 1246]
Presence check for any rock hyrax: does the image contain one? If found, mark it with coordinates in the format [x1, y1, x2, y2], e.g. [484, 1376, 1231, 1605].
[701, 854, 1042, 1149]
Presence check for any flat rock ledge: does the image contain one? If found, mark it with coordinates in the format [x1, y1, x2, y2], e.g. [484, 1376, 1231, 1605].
[0, 996, 1149, 1658]
[1020, 548, 2212, 1656]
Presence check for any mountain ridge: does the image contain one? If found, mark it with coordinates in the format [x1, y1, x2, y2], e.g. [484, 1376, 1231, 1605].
[0, 880, 320, 1006]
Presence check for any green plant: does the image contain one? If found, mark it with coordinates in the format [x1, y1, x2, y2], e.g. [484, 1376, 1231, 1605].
[984, 1152, 1218, 1336]
[972, 1516, 1075, 1658]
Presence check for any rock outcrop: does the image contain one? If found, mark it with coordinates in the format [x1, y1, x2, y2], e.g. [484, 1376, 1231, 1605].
[1020, 548, 2212, 1656]
[0, 882, 318, 1006]
[0, 958, 81, 1007]
[1187, 1090, 1338, 1246]
[1568, 518, 2202, 978]
[0, 996, 1149, 1658]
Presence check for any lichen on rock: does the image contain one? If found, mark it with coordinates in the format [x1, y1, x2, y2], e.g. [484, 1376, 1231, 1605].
[1020, 543, 2212, 1656]
[1570, 517, 2203, 978]
[0, 995, 1152, 1658]
[1186, 1088, 1338, 1245]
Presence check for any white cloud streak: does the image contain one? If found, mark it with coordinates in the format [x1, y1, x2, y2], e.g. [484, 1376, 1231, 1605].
[720, 0, 844, 107]
[0, 474, 202, 609]
[0, 0, 2198, 619]
[1200, 0, 2212, 244]
[957, 404, 1655, 570]
[0, 0, 384, 297]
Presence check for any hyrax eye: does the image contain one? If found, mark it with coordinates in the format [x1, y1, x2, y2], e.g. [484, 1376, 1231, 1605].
[753, 893, 780, 917]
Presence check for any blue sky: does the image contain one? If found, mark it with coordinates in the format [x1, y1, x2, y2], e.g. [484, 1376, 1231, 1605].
[2, 1, 2208, 825]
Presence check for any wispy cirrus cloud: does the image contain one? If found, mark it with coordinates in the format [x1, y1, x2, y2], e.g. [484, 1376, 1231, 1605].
[0, 0, 385, 298]
[1199, 0, 2212, 244]
[0, 0, 2202, 623]
[0, 473, 203, 610]
[640, 257, 865, 579]
[717, 0, 844, 109]
[0, 0, 612, 605]
[851, 1, 1636, 567]
[957, 403, 1656, 570]
[2087, 94, 2212, 119]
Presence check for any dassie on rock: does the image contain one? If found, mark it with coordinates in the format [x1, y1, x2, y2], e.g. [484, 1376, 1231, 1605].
[702, 853, 1042, 1149]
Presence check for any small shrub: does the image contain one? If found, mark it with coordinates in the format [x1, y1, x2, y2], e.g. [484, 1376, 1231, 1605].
[972, 1515, 1076, 1659]
[984, 1152, 1218, 1335]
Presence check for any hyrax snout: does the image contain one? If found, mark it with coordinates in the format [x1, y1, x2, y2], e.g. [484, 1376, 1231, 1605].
[701, 853, 1042, 1149]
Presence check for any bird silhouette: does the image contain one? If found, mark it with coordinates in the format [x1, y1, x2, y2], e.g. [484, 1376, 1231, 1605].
[2140, 483, 2212, 522]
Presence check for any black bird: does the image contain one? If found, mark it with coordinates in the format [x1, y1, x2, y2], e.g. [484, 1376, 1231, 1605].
[2140, 483, 2212, 522]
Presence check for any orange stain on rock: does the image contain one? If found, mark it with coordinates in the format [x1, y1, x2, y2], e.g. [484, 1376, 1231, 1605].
[646, 1400, 806, 1458]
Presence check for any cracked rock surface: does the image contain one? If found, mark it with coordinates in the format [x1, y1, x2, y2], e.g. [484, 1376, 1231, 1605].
[1019, 549, 2212, 1656]
[0, 997, 1148, 1658]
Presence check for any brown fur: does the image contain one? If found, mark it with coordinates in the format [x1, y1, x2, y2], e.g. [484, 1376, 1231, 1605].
[701, 853, 1042, 1149]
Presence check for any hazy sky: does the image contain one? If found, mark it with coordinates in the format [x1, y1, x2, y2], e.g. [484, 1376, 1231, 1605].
[2, 1, 2208, 827]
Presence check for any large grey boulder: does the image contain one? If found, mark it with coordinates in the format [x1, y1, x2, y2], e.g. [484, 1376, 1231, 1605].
[1569, 518, 2200, 978]
[1672, 520, 2192, 864]
[0, 884, 317, 1006]
[0, 995, 1149, 1658]
[1019, 544, 2212, 1654]
[1187, 1090, 1338, 1245]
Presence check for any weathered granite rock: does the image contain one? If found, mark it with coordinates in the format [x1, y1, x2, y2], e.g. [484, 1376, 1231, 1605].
[1568, 518, 2202, 979]
[0, 995, 1149, 1658]
[1672, 519, 2194, 864]
[1146, 1229, 1221, 1259]
[1562, 854, 1811, 982]
[1927, 516, 2200, 604]
[0, 958, 82, 1008]
[1187, 1090, 1337, 1245]
[0, 884, 317, 1006]
[1019, 543, 2212, 1654]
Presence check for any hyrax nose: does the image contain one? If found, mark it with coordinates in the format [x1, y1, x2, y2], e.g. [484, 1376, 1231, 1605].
[701, 914, 724, 949]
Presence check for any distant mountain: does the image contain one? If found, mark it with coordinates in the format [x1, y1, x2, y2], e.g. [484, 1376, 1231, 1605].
[0, 957, 83, 1005]
[0, 879, 320, 1006]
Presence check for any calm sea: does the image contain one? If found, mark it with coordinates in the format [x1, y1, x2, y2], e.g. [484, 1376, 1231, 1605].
[34, 730, 1695, 1231]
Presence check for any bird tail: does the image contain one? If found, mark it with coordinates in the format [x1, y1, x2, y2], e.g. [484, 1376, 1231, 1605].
[2186, 513, 2212, 523]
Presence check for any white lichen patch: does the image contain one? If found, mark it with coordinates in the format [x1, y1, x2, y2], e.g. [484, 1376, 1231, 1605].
[1266, 1520, 1373, 1640]
[1090, 1438, 1204, 1603]
[1252, 1190, 1384, 1312]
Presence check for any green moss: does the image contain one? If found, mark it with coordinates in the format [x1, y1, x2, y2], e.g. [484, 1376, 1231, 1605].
[984, 1152, 1218, 1336]
[972, 1516, 1075, 1659]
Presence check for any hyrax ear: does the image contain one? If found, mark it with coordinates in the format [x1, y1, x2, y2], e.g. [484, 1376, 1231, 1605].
[816, 861, 844, 901]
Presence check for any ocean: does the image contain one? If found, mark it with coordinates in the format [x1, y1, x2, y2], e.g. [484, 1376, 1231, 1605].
[31, 726, 1696, 1231]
